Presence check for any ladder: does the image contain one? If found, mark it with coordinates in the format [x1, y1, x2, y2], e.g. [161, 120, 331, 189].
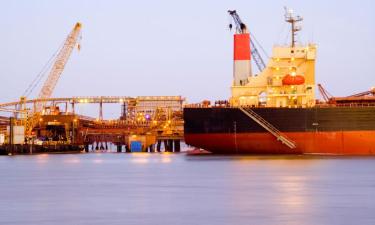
[238, 107, 296, 149]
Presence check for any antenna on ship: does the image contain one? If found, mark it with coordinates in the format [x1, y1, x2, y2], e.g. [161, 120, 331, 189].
[284, 7, 303, 48]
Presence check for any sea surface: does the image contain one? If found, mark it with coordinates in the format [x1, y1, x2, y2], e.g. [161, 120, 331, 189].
[0, 153, 375, 225]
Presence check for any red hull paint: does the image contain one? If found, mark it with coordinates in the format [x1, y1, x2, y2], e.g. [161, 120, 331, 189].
[185, 131, 375, 155]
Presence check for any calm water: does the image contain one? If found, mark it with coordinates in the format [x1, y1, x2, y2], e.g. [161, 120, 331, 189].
[1, 153, 375, 225]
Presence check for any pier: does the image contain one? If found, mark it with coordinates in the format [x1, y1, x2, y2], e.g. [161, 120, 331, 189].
[0, 96, 184, 155]
[0, 22, 185, 155]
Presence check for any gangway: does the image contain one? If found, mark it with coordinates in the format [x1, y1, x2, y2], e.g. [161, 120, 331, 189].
[238, 107, 296, 149]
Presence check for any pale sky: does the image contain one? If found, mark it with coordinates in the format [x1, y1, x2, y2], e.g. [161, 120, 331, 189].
[1, 0, 374, 118]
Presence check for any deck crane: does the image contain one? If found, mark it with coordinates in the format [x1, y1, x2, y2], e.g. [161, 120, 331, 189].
[347, 88, 375, 97]
[317, 83, 335, 104]
[35, 22, 82, 112]
[228, 10, 266, 72]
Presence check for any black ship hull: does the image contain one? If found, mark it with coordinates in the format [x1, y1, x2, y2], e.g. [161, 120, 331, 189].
[184, 107, 375, 155]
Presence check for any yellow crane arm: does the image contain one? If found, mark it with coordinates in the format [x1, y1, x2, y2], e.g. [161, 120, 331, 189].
[36, 22, 82, 111]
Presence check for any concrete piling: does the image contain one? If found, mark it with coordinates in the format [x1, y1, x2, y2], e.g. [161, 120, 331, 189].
[168, 140, 174, 152]
[174, 140, 181, 152]
[125, 144, 130, 153]
[157, 140, 161, 152]
[163, 140, 169, 152]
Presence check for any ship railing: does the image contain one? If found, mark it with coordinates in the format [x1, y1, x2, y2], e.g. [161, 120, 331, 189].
[185, 102, 375, 109]
[316, 103, 375, 108]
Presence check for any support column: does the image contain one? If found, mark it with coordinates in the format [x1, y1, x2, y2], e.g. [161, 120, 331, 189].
[9, 117, 14, 155]
[148, 144, 154, 153]
[72, 121, 75, 144]
[125, 144, 130, 153]
[168, 140, 174, 152]
[174, 140, 181, 152]
[71, 102, 75, 115]
[157, 140, 161, 152]
[99, 100, 103, 121]
[163, 140, 169, 152]
[13, 105, 18, 119]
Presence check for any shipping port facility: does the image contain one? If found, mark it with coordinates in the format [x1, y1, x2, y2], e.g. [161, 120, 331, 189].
[1, 8, 375, 155]
[2, 3, 375, 225]
[0, 23, 184, 155]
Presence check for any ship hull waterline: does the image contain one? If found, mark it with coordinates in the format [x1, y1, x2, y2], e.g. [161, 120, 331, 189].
[185, 131, 375, 155]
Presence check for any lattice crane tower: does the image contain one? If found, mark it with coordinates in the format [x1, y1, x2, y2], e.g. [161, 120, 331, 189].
[36, 22, 82, 112]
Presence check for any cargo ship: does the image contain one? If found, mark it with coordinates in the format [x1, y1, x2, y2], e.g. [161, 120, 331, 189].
[184, 9, 375, 155]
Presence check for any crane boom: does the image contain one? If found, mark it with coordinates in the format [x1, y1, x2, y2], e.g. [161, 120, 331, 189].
[250, 39, 266, 72]
[347, 88, 375, 97]
[317, 84, 334, 103]
[228, 10, 266, 72]
[37, 22, 82, 111]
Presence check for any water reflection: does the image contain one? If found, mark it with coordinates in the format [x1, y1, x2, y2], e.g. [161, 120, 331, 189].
[278, 175, 309, 218]
[130, 153, 173, 164]
[92, 159, 103, 164]
[63, 156, 81, 164]
[35, 153, 49, 164]
[0, 154, 374, 225]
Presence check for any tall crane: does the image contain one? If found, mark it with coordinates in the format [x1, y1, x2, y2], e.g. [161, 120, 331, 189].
[19, 23, 82, 137]
[228, 10, 266, 72]
[36, 22, 82, 112]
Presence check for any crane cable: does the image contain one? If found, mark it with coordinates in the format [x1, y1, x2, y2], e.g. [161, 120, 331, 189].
[22, 39, 66, 98]
[249, 31, 269, 59]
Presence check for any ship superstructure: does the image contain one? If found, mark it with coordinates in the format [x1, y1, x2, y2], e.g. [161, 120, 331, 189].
[183, 9, 375, 155]
[229, 9, 316, 108]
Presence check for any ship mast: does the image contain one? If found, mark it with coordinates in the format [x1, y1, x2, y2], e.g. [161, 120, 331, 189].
[284, 7, 303, 48]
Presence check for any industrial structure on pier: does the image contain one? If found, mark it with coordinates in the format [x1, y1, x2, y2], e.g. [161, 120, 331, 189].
[0, 22, 184, 155]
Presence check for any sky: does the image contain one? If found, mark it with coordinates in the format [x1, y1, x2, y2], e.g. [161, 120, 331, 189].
[0, 0, 374, 118]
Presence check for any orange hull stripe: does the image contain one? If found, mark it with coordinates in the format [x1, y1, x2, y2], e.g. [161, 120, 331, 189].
[185, 131, 375, 155]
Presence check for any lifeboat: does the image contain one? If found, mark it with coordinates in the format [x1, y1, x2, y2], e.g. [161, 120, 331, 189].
[282, 74, 305, 85]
